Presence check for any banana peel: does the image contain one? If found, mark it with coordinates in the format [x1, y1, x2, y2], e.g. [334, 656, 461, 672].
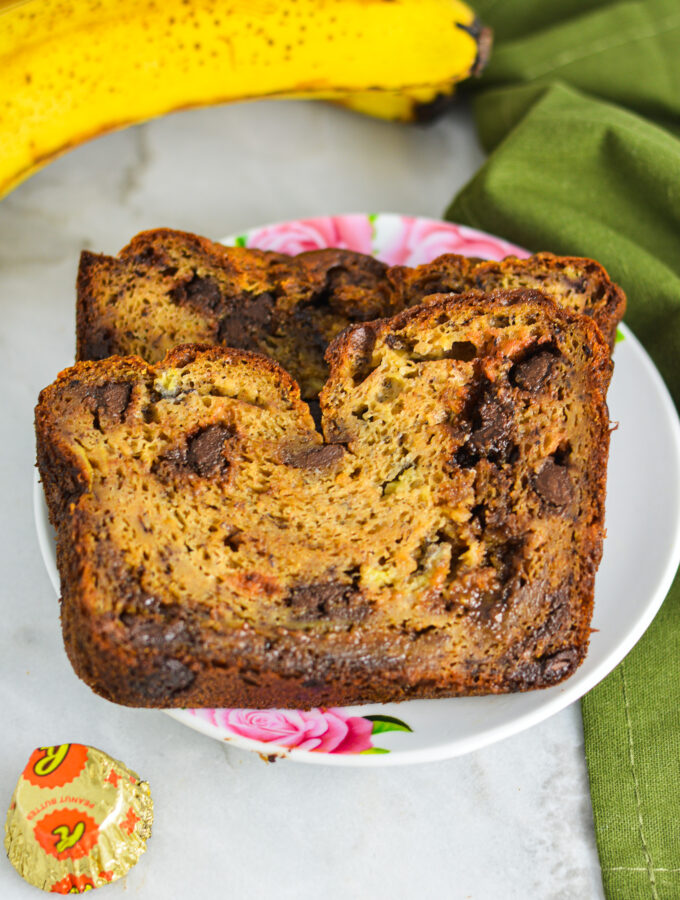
[0, 0, 491, 200]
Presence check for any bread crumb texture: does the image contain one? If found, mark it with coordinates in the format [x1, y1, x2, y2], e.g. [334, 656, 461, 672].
[37, 291, 612, 709]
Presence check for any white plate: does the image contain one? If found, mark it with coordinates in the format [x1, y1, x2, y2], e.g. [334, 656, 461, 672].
[34, 214, 680, 766]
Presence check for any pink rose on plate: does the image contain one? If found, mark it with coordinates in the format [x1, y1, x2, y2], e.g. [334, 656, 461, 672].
[380, 217, 529, 267]
[191, 706, 374, 754]
[246, 215, 374, 256]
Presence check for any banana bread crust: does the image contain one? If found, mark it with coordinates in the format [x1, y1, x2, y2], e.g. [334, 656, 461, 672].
[38, 290, 612, 709]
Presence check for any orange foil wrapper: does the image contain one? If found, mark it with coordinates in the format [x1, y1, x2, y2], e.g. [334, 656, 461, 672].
[4, 744, 153, 893]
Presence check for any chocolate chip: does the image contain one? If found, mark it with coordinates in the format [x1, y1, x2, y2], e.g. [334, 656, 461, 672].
[346, 324, 377, 385]
[347, 324, 376, 358]
[186, 276, 221, 307]
[452, 444, 480, 469]
[170, 273, 222, 312]
[454, 383, 518, 468]
[534, 460, 573, 507]
[512, 352, 554, 391]
[286, 581, 369, 621]
[94, 382, 131, 421]
[218, 292, 275, 350]
[187, 425, 232, 477]
[541, 648, 578, 682]
[283, 443, 345, 470]
[469, 395, 514, 459]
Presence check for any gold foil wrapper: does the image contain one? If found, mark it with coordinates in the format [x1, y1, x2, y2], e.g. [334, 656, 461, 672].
[4, 744, 153, 893]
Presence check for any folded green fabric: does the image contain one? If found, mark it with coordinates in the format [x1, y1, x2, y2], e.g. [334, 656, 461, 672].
[474, 0, 680, 132]
[446, 5, 680, 898]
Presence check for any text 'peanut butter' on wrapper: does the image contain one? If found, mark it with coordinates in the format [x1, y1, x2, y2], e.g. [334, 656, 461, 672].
[5, 744, 152, 893]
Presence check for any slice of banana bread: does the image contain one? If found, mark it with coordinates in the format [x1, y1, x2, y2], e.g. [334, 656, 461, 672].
[76, 230, 624, 401]
[37, 290, 612, 709]
[77, 229, 396, 399]
[388, 252, 626, 348]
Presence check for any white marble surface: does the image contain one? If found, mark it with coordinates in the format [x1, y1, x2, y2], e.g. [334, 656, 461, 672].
[0, 99, 605, 899]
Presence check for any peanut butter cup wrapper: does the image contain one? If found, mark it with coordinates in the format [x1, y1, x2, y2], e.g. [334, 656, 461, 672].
[4, 744, 153, 893]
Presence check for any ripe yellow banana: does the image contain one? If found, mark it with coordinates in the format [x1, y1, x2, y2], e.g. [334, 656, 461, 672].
[0, 0, 490, 200]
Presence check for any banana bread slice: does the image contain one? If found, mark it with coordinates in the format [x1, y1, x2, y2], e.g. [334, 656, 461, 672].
[77, 228, 395, 399]
[76, 230, 624, 402]
[39, 290, 612, 709]
[388, 252, 625, 348]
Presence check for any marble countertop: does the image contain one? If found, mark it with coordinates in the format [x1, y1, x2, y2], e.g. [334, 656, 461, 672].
[0, 98, 605, 899]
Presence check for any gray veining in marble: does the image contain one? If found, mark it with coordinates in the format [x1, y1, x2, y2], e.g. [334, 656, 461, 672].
[0, 98, 604, 899]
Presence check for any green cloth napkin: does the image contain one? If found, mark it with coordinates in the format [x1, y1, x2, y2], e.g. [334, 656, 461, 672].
[475, 0, 680, 133]
[445, 4, 680, 898]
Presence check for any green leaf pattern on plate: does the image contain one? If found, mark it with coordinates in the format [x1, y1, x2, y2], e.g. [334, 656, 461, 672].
[365, 714, 414, 735]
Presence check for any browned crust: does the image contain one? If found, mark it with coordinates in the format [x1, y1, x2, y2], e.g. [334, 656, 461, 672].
[387, 251, 626, 350]
[58, 517, 595, 710]
[36, 355, 151, 530]
[59, 579, 590, 709]
[38, 293, 611, 709]
[75, 231, 626, 375]
[471, 252, 626, 351]
[160, 341, 305, 394]
[118, 227, 287, 268]
[39, 342, 306, 424]
[76, 229, 289, 361]
[76, 250, 110, 361]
